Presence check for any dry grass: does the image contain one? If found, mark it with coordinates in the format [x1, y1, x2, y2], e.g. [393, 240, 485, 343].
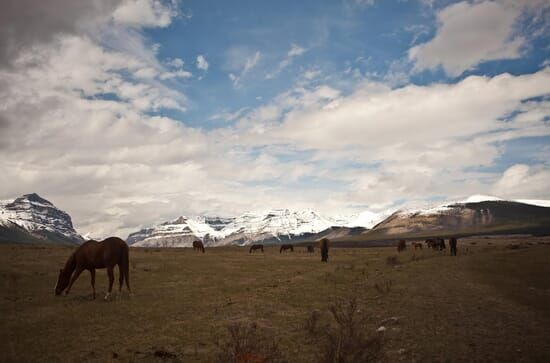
[0, 236, 549, 362]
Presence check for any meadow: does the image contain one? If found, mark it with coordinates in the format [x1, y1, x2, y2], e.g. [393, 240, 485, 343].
[1, 236, 549, 362]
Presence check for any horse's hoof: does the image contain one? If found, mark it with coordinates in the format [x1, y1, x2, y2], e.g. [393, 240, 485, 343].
[104, 293, 111, 301]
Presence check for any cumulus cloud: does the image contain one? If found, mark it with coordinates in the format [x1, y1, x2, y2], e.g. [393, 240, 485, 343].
[493, 164, 550, 199]
[112, 0, 177, 28]
[0, 0, 123, 66]
[196, 55, 209, 71]
[409, 1, 526, 76]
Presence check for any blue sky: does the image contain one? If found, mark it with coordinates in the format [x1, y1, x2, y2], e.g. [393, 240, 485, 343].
[0, 0, 549, 235]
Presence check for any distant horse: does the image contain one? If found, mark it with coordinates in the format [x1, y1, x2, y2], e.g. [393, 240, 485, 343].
[55, 237, 130, 299]
[449, 237, 457, 256]
[307, 245, 315, 253]
[413, 242, 423, 250]
[193, 240, 205, 253]
[320, 238, 329, 262]
[397, 239, 406, 252]
[429, 238, 446, 251]
[249, 244, 264, 253]
[280, 244, 294, 253]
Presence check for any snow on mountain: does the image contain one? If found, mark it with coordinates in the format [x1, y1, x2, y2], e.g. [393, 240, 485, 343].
[216, 209, 335, 246]
[0, 193, 83, 244]
[128, 215, 234, 247]
[129, 209, 338, 247]
[460, 194, 503, 203]
[515, 199, 550, 208]
[330, 210, 391, 229]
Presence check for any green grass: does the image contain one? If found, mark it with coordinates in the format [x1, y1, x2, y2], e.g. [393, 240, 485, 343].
[0, 237, 549, 362]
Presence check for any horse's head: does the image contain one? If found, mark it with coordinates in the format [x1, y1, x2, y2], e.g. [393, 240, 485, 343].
[55, 269, 70, 295]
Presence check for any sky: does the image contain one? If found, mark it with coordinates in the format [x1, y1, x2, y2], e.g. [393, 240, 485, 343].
[0, 0, 549, 237]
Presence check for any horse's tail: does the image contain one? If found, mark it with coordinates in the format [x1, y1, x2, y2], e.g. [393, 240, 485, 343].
[121, 243, 131, 292]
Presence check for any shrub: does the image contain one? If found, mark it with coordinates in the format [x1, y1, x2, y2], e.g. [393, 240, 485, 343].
[318, 298, 383, 363]
[213, 323, 286, 363]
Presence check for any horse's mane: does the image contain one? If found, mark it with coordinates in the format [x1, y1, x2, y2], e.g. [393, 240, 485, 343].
[63, 251, 77, 274]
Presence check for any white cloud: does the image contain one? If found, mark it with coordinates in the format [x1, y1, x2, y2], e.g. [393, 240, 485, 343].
[493, 164, 550, 199]
[166, 57, 184, 68]
[243, 51, 261, 74]
[112, 0, 177, 28]
[196, 55, 209, 71]
[227, 50, 262, 88]
[409, 1, 525, 76]
[288, 43, 306, 57]
[266, 43, 308, 79]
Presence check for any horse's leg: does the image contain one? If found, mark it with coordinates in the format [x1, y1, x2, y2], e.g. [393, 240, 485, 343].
[105, 266, 114, 300]
[65, 266, 84, 295]
[119, 264, 124, 293]
[90, 268, 96, 299]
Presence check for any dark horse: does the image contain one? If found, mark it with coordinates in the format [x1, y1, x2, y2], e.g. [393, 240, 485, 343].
[397, 239, 406, 252]
[320, 238, 329, 262]
[55, 237, 130, 299]
[193, 240, 205, 253]
[249, 244, 264, 253]
[449, 237, 458, 256]
[280, 244, 294, 253]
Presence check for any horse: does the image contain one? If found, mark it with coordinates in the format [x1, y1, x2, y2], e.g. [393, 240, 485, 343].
[397, 239, 406, 252]
[413, 242, 423, 250]
[307, 245, 315, 253]
[436, 238, 446, 251]
[193, 240, 205, 253]
[425, 239, 434, 248]
[449, 237, 457, 256]
[55, 237, 130, 300]
[280, 244, 294, 253]
[249, 244, 264, 253]
[319, 238, 329, 262]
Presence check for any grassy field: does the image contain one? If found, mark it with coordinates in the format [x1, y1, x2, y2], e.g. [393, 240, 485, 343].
[1, 236, 549, 362]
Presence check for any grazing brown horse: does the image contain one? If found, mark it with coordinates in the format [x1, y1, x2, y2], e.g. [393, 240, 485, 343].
[55, 237, 130, 299]
[280, 244, 294, 253]
[307, 245, 315, 253]
[319, 238, 329, 262]
[249, 244, 264, 253]
[193, 240, 205, 253]
[449, 237, 458, 256]
[397, 239, 406, 252]
[413, 242, 423, 250]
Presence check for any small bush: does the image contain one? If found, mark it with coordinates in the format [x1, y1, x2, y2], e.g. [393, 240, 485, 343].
[213, 323, 286, 363]
[318, 298, 383, 363]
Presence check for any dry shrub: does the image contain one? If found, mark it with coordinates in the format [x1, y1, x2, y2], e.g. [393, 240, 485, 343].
[213, 323, 286, 363]
[386, 255, 399, 266]
[318, 298, 383, 363]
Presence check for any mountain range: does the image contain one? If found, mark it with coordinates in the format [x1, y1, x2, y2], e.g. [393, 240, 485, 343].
[1, 193, 549, 246]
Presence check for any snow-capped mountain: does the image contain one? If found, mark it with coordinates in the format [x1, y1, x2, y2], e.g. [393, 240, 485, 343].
[367, 195, 550, 238]
[128, 209, 341, 247]
[0, 193, 83, 244]
[216, 209, 336, 246]
[128, 215, 234, 247]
